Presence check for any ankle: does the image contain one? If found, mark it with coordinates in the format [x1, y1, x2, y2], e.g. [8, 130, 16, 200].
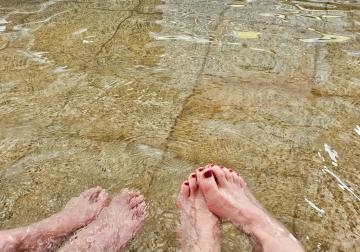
[236, 216, 304, 252]
[180, 227, 221, 252]
[230, 207, 269, 234]
[259, 233, 304, 252]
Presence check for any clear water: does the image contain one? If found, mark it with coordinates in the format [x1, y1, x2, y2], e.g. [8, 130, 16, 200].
[0, 0, 359, 251]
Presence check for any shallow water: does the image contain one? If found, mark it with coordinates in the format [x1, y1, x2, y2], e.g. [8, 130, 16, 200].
[0, 0, 359, 251]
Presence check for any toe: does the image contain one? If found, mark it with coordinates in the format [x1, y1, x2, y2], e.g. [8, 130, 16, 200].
[231, 171, 240, 184]
[197, 166, 205, 173]
[237, 174, 247, 188]
[211, 165, 227, 186]
[222, 167, 233, 181]
[130, 195, 145, 208]
[97, 189, 110, 204]
[188, 173, 197, 196]
[179, 181, 190, 198]
[127, 190, 141, 199]
[133, 201, 147, 219]
[228, 168, 237, 182]
[136, 201, 147, 216]
[196, 168, 219, 195]
[112, 190, 133, 205]
[82, 186, 101, 198]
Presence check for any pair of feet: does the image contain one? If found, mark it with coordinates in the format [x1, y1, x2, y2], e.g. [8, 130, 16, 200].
[0, 164, 304, 252]
[0, 187, 146, 252]
[177, 164, 304, 252]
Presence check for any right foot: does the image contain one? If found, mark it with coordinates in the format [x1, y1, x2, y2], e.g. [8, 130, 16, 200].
[196, 164, 304, 252]
[59, 189, 146, 252]
[177, 173, 221, 252]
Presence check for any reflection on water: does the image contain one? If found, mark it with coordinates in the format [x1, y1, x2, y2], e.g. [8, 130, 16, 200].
[0, 0, 359, 251]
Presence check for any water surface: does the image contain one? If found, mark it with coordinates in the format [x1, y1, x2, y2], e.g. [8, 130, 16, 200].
[0, 0, 359, 251]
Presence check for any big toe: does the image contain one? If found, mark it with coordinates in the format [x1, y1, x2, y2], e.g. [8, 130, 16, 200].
[129, 195, 145, 209]
[98, 189, 110, 203]
[196, 168, 219, 196]
[133, 201, 147, 219]
[112, 189, 134, 206]
[208, 164, 228, 186]
[81, 186, 102, 198]
[82, 186, 105, 203]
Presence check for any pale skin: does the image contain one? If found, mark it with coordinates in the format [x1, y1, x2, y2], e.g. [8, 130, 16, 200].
[0, 186, 110, 252]
[0, 164, 304, 252]
[177, 164, 305, 252]
[177, 173, 221, 252]
[0, 188, 146, 252]
[58, 189, 146, 252]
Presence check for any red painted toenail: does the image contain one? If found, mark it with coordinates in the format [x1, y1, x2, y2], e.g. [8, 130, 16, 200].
[199, 168, 204, 171]
[204, 170, 213, 178]
[229, 169, 233, 172]
[220, 166, 224, 169]
[184, 182, 189, 186]
[191, 174, 196, 178]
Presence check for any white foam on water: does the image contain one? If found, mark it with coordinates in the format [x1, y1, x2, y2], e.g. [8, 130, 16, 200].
[0, 17, 8, 25]
[323, 166, 360, 201]
[150, 32, 210, 44]
[12, 9, 70, 34]
[355, 125, 360, 135]
[12, 25, 30, 32]
[53, 66, 68, 73]
[72, 28, 88, 36]
[317, 243, 322, 251]
[83, 39, 94, 44]
[317, 151, 325, 161]
[0, 18, 7, 33]
[14, 0, 61, 15]
[324, 143, 338, 166]
[229, 4, 245, 7]
[21, 51, 51, 64]
[304, 198, 325, 216]
[0, 17, 7, 33]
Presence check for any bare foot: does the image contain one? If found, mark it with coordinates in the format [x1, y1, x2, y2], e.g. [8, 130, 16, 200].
[177, 173, 220, 252]
[0, 187, 109, 252]
[196, 164, 304, 252]
[59, 189, 146, 252]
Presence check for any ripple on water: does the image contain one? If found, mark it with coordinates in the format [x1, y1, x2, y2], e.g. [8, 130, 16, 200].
[300, 33, 351, 43]
[355, 125, 360, 136]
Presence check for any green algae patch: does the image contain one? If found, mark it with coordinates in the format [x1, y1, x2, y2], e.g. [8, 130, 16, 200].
[301, 34, 351, 43]
[234, 31, 261, 39]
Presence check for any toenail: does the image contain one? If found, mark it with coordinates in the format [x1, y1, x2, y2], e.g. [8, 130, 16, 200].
[191, 174, 196, 178]
[220, 166, 224, 169]
[184, 182, 189, 186]
[204, 170, 213, 178]
[229, 169, 233, 172]
[198, 168, 204, 171]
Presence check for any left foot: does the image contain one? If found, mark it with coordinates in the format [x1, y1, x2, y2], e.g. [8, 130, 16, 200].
[59, 189, 146, 252]
[0, 187, 109, 252]
[177, 172, 221, 252]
